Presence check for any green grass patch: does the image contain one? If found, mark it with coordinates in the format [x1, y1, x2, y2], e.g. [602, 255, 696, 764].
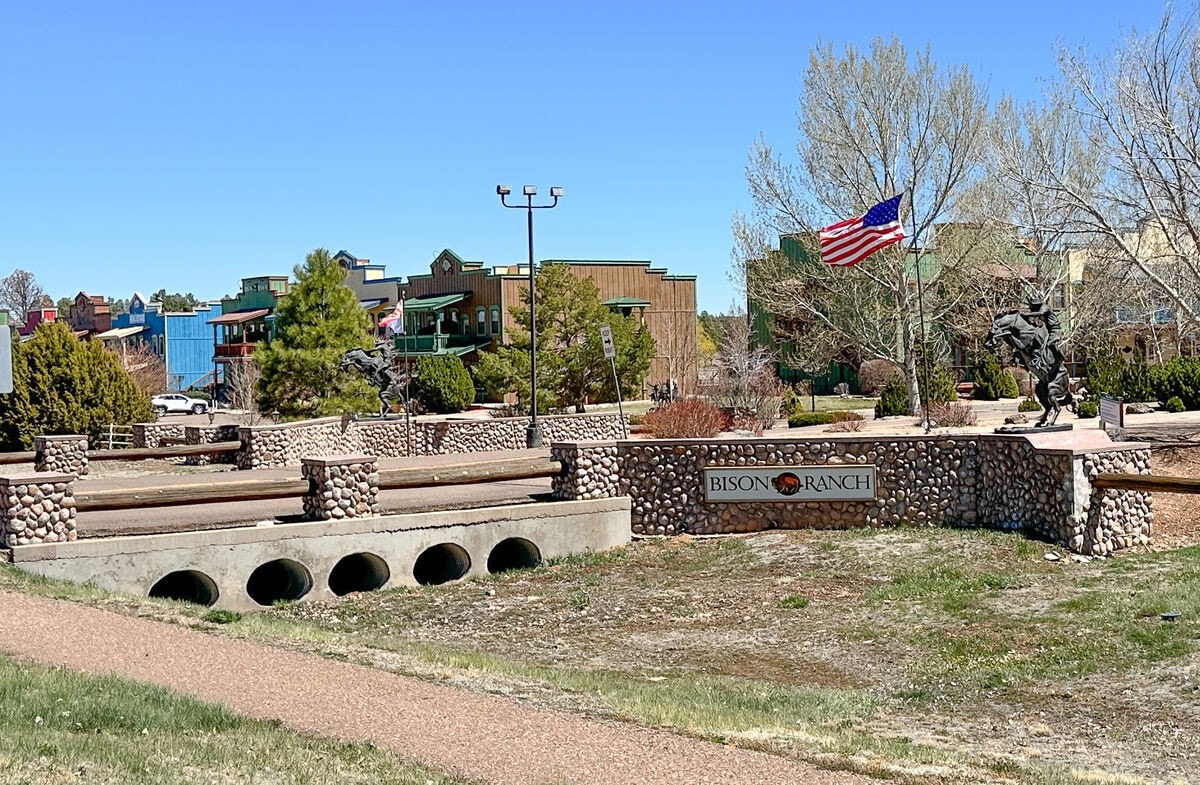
[0, 655, 475, 785]
[778, 595, 810, 610]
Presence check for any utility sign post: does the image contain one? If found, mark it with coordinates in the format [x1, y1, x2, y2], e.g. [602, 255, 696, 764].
[599, 326, 627, 438]
[0, 313, 11, 395]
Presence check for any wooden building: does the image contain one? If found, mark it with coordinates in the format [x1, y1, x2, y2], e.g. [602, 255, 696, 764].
[391, 249, 698, 393]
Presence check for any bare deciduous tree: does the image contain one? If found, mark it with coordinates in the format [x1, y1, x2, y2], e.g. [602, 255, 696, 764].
[999, 7, 1200, 339]
[111, 341, 166, 396]
[708, 308, 782, 430]
[0, 269, 46, 324]
[735, 37, 995, 413]
[226, 359, 264, 425]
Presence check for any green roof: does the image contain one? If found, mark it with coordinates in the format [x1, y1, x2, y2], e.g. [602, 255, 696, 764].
[404, 293, 468, 312]
[603, 296, 651, 308]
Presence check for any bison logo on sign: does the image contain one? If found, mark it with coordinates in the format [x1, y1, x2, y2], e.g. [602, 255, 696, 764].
[771, 472, 801, 496]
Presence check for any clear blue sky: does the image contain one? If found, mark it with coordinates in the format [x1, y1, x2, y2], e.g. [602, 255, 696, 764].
[0, 0, 1164, 314]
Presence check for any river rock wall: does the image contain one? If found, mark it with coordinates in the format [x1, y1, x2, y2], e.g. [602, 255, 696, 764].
[238, 414, 626, 469]
[551, 434, 1152, 556]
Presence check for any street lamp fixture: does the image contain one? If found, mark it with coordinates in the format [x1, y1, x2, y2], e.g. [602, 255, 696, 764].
[497, 183, 563, 448]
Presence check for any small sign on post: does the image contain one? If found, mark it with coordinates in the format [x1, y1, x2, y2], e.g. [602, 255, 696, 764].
[1099, 395, 1124, 440]
[598, 326, 627, 438]
[599, 325, 616, 359]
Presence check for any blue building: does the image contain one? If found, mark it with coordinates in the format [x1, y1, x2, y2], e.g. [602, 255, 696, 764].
[101, 293, 223, 391]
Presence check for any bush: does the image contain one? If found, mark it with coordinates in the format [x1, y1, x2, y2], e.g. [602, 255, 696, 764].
[972, 353, 1019, 400]
[642, 398, 727, 438]
[413, 355, 475, 414]
[0, 321, 153, 449]
[828, 418, 865, 432]
[859, 359, 902, 396]
[1165, 395, 1186, 413]
[789, 410, 864, 428]
[916, 401, 977, 428]
[1017, 398, 1042, 413]
[1152, 356, 1200, 409]
[789, 411, 837, 428]
[1077, 399, 1099, 418]
[925, 363, 958, 403]
[1084, 349, 1156, 403]
[874, 375, 910, 418]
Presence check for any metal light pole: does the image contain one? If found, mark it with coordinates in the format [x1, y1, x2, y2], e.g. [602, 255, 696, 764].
[497, 184, 563, 448]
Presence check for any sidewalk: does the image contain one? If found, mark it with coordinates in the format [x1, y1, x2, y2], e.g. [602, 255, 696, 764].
[0, 590, 872, 785]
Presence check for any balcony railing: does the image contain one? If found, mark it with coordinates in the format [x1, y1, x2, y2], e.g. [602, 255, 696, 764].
[214, 343, 257, 358]
[392, 333, 491, 353]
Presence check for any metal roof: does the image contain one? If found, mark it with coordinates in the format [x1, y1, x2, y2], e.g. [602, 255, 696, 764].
[209, 308, 271, 325]
[403, 293, 468, 312]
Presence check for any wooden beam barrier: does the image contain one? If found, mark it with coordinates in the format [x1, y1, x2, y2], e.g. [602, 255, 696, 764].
[88, 441, 242, 462]
[74, 457, 562, 512]
[1093, 473, 1200, 494]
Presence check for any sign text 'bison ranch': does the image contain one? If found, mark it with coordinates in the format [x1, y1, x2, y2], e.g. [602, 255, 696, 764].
[703, 466, 877, 503]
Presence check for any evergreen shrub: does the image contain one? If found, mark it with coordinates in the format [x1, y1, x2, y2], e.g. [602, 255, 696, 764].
[1077, 399, 1099, 418]
[413, 356, 475, 414]
[1017, 398, 1042, 413]
[1165, 395, 1186, 413]
[788, 411, 836, 428]
[874, 375, 910, 418]
[972, 353, 1019, 400]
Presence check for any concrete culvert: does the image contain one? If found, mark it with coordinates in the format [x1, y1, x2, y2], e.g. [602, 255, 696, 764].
[487, 537, 542, 574]
[149, 570, 220, 606]
[413, 543, 471, 586]
[246, 558, 313, 606]
[329, 552, 391, 596]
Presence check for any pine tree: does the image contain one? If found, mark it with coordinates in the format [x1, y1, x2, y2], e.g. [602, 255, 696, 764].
[413, 356, 475, 413]
[255, 248, 377, 419]
[0, 321, 153, 449]
[486, 263, 656, 412]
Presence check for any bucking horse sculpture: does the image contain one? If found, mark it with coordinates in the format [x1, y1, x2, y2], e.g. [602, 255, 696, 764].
[338, 343, 408, 417]
[983, 307, 1075, 427]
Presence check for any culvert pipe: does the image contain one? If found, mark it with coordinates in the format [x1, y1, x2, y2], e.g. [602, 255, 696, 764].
[413, 543, 471, 585]
[246, 558, 313, 606]
[487, 537, 542, 574]
[329, 552, 391, 596]
[149, 569, 220, 606]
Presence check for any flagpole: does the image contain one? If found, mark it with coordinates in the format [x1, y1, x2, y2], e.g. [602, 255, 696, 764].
[909, 194, 933, 433]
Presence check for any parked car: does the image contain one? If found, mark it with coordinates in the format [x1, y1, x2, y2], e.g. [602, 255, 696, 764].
[151, 393, 208, 416]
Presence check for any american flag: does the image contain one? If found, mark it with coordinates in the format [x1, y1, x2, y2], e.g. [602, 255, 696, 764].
[818, 194, 906, 267]
[379, 299, 405, 334]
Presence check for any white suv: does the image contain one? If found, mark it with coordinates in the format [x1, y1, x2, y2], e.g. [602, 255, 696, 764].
[152, 393, 209, 416]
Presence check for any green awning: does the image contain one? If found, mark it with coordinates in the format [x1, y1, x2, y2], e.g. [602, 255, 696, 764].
[404, 293, 468, 312]
[603, 296, 651, 308]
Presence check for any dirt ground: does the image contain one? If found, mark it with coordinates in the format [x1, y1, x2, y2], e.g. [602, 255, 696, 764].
[245, 443, 1200, 785]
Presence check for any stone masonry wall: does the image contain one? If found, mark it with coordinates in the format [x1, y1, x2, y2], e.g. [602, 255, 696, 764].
[184, 425, 241, 466]
[1, 471, 76, 546]
[551, 435, 1153, 555]
[240, 414, 626, 469]
[132, 423, 186, 449]
[34, 436, 89, 477]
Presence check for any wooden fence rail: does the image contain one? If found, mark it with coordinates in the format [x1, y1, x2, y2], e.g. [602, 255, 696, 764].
[88, 441, 241, 462]
[73, 456, 562, 512]
[1093, 473, 1200, 494]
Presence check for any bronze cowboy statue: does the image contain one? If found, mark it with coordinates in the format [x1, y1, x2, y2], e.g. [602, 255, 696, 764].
[338, 340, 408, 417]
[983, 298, 1076, 428]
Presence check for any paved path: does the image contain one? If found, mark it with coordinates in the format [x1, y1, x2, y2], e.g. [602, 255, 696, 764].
[0, 591, 872, 785]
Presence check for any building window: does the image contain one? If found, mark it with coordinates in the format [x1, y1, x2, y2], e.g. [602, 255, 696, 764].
[490, 306, 500, 335]
[477, 307, 487, 336]
[1115, 307, 1137, 324]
